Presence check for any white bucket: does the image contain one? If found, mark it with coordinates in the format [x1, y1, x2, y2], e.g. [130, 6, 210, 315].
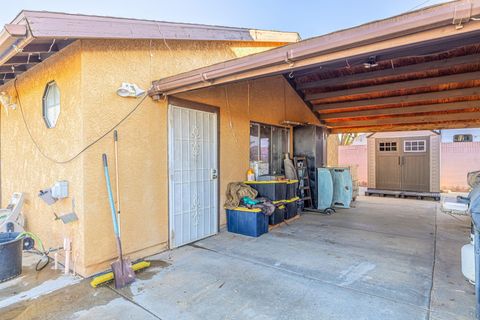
[461, 242, 475, 284]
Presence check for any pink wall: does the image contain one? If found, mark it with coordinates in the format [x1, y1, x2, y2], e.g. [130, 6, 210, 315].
[338, 142, 480, 191]
[441, 142, 480, 191]
[338, 145, 368, 186]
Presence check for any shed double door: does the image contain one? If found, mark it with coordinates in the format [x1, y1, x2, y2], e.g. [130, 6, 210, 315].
[375, 137, 430, 192]
[168, 104, 218, 248]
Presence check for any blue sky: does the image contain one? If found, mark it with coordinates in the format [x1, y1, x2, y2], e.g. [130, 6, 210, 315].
[4, 0, 449, 39]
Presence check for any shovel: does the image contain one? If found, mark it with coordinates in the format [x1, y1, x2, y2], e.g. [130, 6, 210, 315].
[102, 153, 135, 288]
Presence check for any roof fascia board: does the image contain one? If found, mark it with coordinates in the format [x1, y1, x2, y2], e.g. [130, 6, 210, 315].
[150, 0, 480, 97]
[0, 16, 33, 67]
[21, 11, 300, 43]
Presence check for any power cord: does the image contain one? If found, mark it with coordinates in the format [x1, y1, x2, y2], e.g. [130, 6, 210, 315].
[16, 231, 61, 271]
[13, 78, 148, 164]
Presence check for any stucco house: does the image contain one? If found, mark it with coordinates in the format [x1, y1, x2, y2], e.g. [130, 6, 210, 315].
[0, 11, 321, 276]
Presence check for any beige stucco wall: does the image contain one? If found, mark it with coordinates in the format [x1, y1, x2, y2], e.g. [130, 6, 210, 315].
[0, 38, 291, 276]
[77, 39, 292, 275]
[175, 76, 320, 225]
[1, 42, 86, 271]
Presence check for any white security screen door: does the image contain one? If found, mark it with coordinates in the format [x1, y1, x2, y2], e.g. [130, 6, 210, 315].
[168, 104, 218, 248]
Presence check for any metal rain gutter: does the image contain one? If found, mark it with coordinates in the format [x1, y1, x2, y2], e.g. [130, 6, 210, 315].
[0, 21, 34, 72]
[149, 0, 480, 98]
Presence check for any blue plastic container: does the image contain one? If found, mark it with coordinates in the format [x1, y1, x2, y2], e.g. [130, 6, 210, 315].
[317, 168, 334, 210]
[330, 167, 353, 208]
[226, 208, 269, 237]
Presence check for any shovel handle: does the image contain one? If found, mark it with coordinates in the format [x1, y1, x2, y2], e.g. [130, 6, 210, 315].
[102, 153, 108, 167]
[103, 153, 120, 237]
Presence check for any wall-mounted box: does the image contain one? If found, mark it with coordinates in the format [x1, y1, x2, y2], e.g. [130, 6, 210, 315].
[51, 181, 69, 199]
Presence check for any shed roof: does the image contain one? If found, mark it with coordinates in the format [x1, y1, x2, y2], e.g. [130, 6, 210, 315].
[0, 10, 300, 86]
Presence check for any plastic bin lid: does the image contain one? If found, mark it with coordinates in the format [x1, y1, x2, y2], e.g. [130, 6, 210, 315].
[285, 197, 300, 203]
[227, 207, 262, 212]
[244, 180, 287, 184]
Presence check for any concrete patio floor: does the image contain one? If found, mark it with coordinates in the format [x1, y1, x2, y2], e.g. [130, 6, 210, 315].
[0, 196, 475, 319]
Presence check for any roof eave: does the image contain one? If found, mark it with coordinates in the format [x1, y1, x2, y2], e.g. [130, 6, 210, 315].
[149, 0, 480, 98]
[0, 22, 33, 68]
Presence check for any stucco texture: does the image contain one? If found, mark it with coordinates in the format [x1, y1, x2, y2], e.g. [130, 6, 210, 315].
[80, 39, 294, 275]
[1, 38, 290, 276]
[1, 42, 85, 271]
[174, 76, 320, 225]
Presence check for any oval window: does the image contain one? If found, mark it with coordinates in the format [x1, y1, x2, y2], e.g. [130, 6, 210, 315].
[42, 81, 60, 128]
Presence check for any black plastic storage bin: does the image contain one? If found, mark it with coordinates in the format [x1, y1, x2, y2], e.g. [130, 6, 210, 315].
[226, 207, 269, 237]
[296, 198, 304, 214]
[284, 197, 300, 220]
[286, 180, 299, 199]
[244, 181, 287, 201]
[269, 205, 286, 225]
[0, 232, 23, 283]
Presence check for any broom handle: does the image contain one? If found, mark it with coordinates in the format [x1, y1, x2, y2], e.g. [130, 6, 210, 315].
[114, 130, 121, 236]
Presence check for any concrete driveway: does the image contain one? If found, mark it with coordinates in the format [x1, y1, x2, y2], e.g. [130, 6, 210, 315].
[1, 196, 474, 319]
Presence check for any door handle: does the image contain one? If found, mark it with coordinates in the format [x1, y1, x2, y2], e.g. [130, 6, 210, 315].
[210, 169, 218, 180]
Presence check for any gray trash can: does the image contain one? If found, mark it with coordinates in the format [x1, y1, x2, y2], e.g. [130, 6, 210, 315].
[0, 232, 22, 283]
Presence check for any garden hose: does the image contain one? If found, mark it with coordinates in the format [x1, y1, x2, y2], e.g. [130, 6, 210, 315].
[15, 231, 55, 271]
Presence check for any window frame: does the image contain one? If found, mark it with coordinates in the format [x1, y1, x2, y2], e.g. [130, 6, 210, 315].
[404, 139, 426, 153]
[42, 81, 61, 128]
[453, 134, 473, 143]
[378, 141, 397, 152]
[249, 122, 290, 175]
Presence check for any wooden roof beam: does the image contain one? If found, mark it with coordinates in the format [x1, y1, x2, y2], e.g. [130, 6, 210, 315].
[313, 87, 480, 112]
[330, 119, 480, 133]
[0, 65, 26, 73]
[326, 110, 480, 128]
[306, 71, 480, 102]
[0, 73, 16, 80]
[4, 55, 42, 65]
[297, 53, 480, 90]
[319, 101, 480, 120]
[20, 43, 59, 53]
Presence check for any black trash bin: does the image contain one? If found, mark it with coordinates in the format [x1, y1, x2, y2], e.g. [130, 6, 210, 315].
[0, 232, 23, 283]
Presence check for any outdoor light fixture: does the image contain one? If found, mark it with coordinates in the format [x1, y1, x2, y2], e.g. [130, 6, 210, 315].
[0, 92, 17, 114]
[116, 82, 145, 98]
[363, 56, 378, 69]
